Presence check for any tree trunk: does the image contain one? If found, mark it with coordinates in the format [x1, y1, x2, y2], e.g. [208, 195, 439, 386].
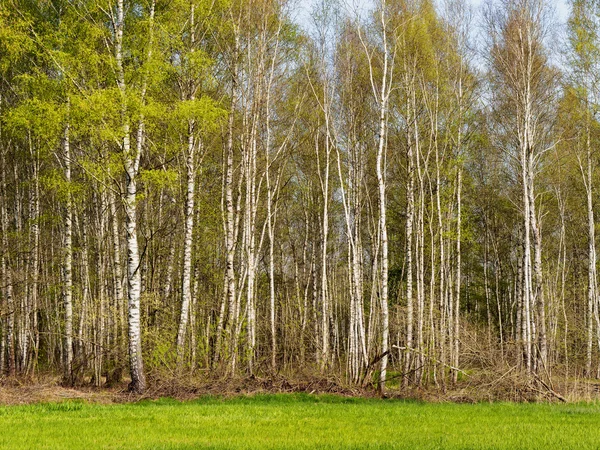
[1, 148, 15, 377]
[375, 20, 390, 395]
[177, 122, 197, 368]
[585, 114, 596, 377]
[62, 122, 74, 385]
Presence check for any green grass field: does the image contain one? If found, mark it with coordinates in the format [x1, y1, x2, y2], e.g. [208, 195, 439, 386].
[1, 393, 600, 449]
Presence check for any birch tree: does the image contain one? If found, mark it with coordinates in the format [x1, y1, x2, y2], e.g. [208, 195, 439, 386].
[566, 0, 600, 377]
[358, 0, 395, 394]
[111, 0, 158, 393]
[485, 0, 557, 373]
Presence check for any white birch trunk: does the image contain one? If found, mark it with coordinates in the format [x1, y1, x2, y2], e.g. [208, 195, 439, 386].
[375, 10, 390, 394]
[176, 2, 199, 362]
[62, 122, 73, 384]
[0, 148, 15, 377]
[584, 114, 597, 376]
[177, 122, 197, 367]
[115, 0, 155, 393]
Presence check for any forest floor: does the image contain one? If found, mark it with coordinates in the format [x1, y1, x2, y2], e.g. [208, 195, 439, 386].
[0, 374, 375, 405]
[1, 369, 599, 405]
[2, 393, 600, 449]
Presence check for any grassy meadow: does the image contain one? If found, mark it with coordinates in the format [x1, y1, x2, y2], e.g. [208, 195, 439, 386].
[1, 394, 600, 449]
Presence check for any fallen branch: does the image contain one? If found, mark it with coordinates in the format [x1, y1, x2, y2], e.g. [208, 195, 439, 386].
[481, 365, 518, 389]
[393, 345, 470, 378]
[533, 372, 567, 403]
[361, 350, 392, 388]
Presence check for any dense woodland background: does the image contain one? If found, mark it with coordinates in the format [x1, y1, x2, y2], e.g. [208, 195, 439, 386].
[2, 0, 600, 397]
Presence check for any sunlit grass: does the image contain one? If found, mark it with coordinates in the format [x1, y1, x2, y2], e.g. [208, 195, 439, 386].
[1, 393, 600, 449]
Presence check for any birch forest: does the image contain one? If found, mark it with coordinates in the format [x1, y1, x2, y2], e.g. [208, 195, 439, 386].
[1, 0, 599, 397]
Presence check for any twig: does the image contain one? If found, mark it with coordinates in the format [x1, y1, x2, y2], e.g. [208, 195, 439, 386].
[483, 365, 517, 389]
[393, 345, 470, 377]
